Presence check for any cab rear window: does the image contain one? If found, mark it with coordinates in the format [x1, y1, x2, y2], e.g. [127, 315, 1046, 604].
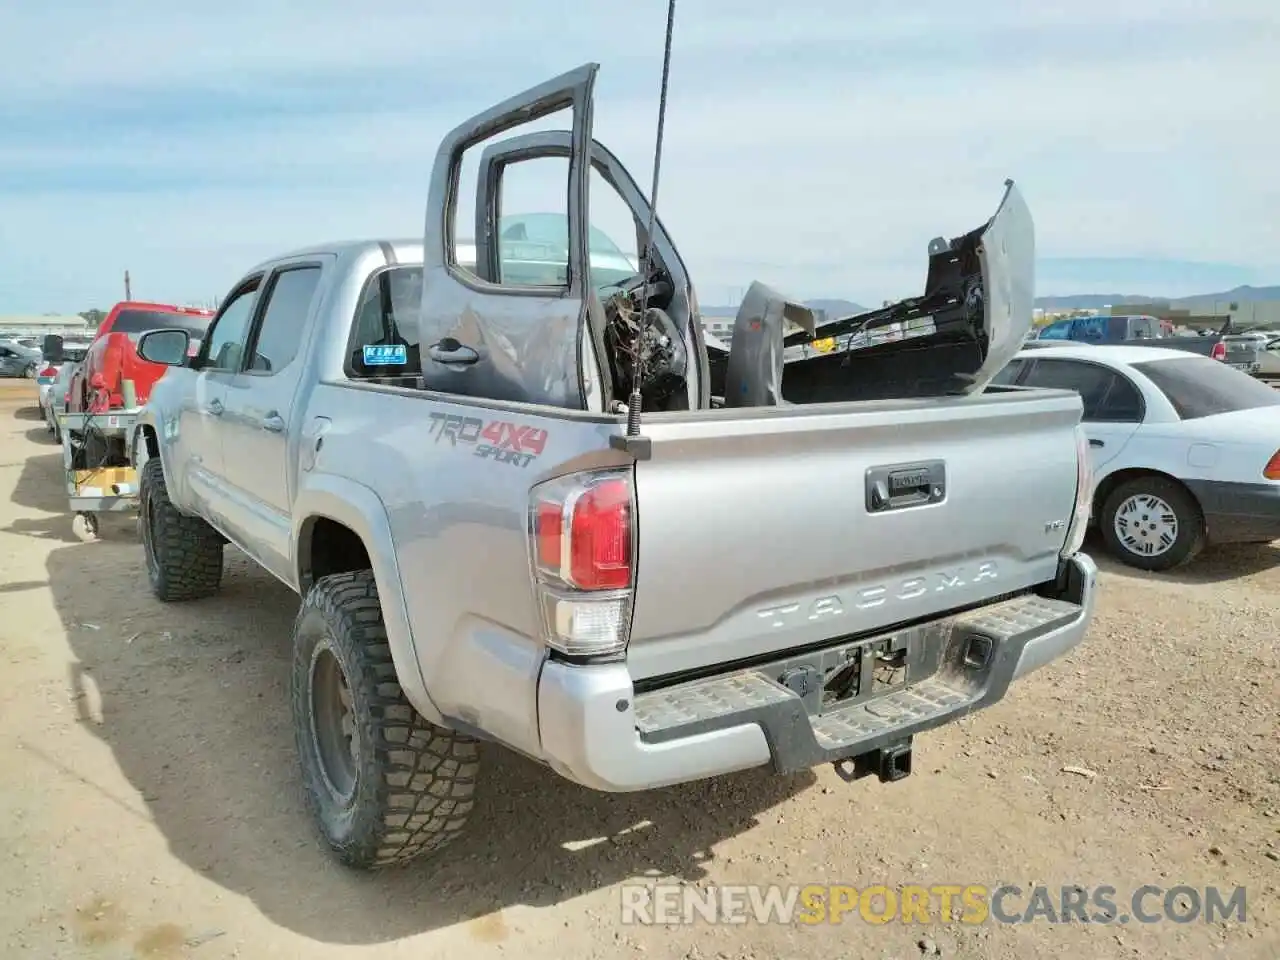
[111, 309, 210, 337]
[346, 266, 423, 378]
[1133, 357, 1280, 419]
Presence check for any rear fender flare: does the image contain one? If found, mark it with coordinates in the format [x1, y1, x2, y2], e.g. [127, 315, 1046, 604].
[292, 474, 444, 725]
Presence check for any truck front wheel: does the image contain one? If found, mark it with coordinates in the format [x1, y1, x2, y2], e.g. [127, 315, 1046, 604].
[292, 570, 479, 870]
[138, 458, 224, 600]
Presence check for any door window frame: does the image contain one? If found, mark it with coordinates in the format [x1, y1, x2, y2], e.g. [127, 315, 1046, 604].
[240, 261, 325, 379]
[429, 65, 596, 303]
[195, 273, 266, 373]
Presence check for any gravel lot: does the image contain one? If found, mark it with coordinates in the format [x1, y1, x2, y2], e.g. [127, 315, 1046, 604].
[0, 379, 1276, 960]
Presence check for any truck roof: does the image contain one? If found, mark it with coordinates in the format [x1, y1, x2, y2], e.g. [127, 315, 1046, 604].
[250, 238, 424, 273]
[248, 234, 567, 274]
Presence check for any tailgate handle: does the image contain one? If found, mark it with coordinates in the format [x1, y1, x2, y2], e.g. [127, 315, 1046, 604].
[866, 461, 946, 513]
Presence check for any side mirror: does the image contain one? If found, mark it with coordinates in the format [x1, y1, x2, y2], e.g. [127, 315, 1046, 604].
[43, 334, 64, 364]
[137, 328, 191, 366]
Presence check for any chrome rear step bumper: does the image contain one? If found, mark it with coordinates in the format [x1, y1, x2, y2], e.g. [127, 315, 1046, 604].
[537, 553, 1097, 792]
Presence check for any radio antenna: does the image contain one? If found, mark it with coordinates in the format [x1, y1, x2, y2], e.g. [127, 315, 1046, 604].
[626, 0, 678, 437]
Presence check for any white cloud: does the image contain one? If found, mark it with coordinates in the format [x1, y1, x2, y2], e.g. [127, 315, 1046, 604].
[1, 0, 1278, 311]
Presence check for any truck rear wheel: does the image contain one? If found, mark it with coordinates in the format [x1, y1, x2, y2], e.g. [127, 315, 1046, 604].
[292, 570, 479, 870]
[138, 458, 224, 600]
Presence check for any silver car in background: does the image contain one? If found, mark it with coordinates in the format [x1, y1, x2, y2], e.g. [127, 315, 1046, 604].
[0, 340, 40, 379]
[37, 341, 91, 441]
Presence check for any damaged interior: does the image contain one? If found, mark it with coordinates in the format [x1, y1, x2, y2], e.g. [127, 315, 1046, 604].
[395, 62, 1032, 418]
[707, 192, 1032, 405]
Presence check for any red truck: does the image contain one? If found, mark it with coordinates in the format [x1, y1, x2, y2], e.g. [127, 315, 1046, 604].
[52, 301, 214, 467]
[66, 301, 214, 415]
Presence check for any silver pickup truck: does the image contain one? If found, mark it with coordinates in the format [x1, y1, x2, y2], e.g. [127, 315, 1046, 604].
[130, 63, 1098, 870]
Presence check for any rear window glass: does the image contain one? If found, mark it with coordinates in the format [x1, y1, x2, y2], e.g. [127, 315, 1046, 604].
[1132, 357, 1280, 419]
[111, 309, 210, 337]
[41, 345, 89, 362]
[989, 359, 1026, 385]
[347, 266, 423, 378]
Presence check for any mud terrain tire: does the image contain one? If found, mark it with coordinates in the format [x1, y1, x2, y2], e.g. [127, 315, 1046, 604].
[292, 570, 479, 870]
[138, 458, 224, 600]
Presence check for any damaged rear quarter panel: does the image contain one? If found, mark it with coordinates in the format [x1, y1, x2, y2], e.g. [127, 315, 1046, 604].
[304, 378, 628, 756]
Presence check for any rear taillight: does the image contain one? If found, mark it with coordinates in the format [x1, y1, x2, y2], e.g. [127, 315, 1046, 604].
[529, 469, 634, 657]
[1264, 450, 1280, 481]
[1062, 425, 1094, 558]
[40, 365, 57, 378]
[1211, 342, 1226, 361]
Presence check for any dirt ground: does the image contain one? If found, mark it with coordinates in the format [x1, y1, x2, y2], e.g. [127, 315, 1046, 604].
[0, 378, 1276, 960]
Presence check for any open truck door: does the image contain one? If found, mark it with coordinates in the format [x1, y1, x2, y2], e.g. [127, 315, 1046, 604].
[415, 64, 600, 410]
[473, 130, 711, 411]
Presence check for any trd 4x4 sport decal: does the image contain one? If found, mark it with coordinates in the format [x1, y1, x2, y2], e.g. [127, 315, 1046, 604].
[425, 411, 548, 468]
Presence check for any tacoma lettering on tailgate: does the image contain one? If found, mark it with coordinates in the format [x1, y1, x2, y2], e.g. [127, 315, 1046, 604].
[426, 411, 548, 469]
[756, 563, 999, 628]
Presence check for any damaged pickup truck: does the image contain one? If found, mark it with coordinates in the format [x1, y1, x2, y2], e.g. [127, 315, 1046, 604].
[130, 63, 1098, 870]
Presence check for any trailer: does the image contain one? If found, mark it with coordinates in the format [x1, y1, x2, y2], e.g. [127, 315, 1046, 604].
[58, 409, 141, 541]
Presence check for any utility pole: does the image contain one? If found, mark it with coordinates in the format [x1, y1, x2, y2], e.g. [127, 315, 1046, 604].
[124, 270, 132, 300]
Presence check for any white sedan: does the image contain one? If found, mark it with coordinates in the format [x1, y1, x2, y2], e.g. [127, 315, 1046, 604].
[992, 344, 1280, 571]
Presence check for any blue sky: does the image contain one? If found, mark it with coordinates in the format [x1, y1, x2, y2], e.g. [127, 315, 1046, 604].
[1, 0, 1276, 313]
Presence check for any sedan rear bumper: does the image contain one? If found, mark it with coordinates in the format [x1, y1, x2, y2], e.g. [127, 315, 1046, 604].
[1186, 479, 1280, 544]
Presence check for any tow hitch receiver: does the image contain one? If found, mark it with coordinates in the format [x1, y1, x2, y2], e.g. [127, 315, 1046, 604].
[833, 738, 914, 784]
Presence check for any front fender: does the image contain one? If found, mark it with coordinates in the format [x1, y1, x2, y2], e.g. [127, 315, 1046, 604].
[131, 402, 195, 511]
[131, 416, 159, 477]
[292, 474, 444, 725]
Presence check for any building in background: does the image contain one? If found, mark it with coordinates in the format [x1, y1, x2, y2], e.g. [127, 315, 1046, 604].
[0, 315, 93, 340]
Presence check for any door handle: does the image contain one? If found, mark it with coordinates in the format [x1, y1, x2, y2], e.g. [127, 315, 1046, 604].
[261, 413, 286, 432]
[1089, 438, 1104, 448]
[207, 398, 224, 416]
[427, 338, 480, 366]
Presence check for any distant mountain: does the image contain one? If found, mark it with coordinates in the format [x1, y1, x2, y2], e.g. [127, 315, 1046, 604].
[1035, 285, 1280, 311]
[701, 298, 867, 319]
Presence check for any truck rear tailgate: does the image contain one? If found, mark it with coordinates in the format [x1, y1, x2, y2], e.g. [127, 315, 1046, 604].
[627, 389, 1084, 681]
[1222, 336, 1261, 369]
